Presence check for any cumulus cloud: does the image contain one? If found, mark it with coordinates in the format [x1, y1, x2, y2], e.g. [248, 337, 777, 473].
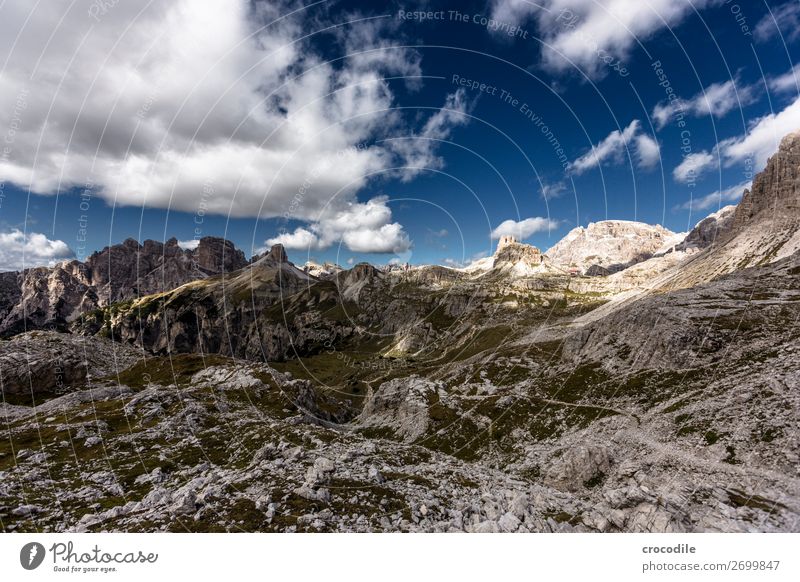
[267, 196, 411, 254]
[491, 217, 559, 240]
[0, 230, 74, 271]
[268, 228, 319, 251]
[569, 120, 658, 175]
[0, 0, 464, 243]
[651, 78, 759, 130]
[768, 63, 800, 95]
[754, 1, 800, 43]
[673, 151, 715, 184]
[491, 0, 716, 78]
[679, 180, 750, 212]
[344, 223, 410, 253]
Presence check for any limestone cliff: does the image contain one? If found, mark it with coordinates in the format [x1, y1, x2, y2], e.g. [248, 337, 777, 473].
[0, 236, 248, 336]
[545, 220, 681, 274]
[733, 130, 800, 228]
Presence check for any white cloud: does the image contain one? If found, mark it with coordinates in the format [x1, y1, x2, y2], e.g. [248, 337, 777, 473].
[267, 196, 411, 254]
[679, 180, 750, 211]
[754, 2, 800, 43]
[652, 78, 759, 130]
[768, 63, 800, 95]
[634, 133, 661, 169]
[569, 120, 657, 175]
[650, 102, 674, 131]
[343, 222, 410, 253]
[491, 217, 559, 240]
[491, 0, 542, 26]
[268, 228, 319, 251]
[0, 0, 463, 232]
[389, 89, 471, 181]
[570, 121, 638, 174]
[673, 151, 715, 183]
[0, 230, 74, 271]
[540, 180, 568, 200]
[718, 96, 800, 169]
[491, 0, 716, 78]
[671, 95, 800, 184]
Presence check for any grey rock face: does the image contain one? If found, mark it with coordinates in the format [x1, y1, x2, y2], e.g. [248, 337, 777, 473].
[546, 220, 680, 274]
[357, 376, 440, 442]
[0, 260, 98, 337]
[0, 237, 248, 337]
[265, 244, 288, 264]
[74, 257, 347, 361]
[191, 237, 248, 273]
[0, 331, 140, 397]
[339, 263, 380, 285]
[303, 260, 343, 279]
[0, 333, 86, 396]
[544, 445, 611, 492]
[83, 236, 247, 303]
[493, 242, 545, 268]
[676, 206, 736, 251]
[562, 252, 800, 371]
[635, 131, 800, 293]
[0, 272, 23, 323]
[733, 130, 800, 228]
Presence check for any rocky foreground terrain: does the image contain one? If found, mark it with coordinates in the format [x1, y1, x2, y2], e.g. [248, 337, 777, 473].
[1, 132, 799, 533]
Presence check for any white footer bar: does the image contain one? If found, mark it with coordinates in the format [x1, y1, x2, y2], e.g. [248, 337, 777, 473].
[1, 533, 797, 581]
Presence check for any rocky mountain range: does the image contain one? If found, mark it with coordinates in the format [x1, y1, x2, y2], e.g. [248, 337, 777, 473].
[0, 237, 248, 337]
[1, 131, 799, 533]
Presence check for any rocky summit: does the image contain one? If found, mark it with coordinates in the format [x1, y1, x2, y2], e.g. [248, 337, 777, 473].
[1, 133, 800, 533]
[0, 236, 248, 338]
[545, 220, 683, 275]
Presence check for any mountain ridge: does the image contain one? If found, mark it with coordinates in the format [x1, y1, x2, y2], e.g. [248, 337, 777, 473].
[0, 210, 731, 337]
[0, 236, 248, 337]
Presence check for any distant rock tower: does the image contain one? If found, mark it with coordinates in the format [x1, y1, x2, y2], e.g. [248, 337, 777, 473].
[266, 243, 288, 263]
[497, 234, 517, 251]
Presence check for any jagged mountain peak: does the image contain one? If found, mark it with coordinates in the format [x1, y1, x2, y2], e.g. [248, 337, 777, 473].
[0, 236, 250, 337]
[493, 240, 544, 264]
[343, 262, 381, 282]
[732, 130, 800, 229]
[545, 220, 681, 274]
[266, 243, 289, 263]
[489, 241, 563, 279]
[676, 205, 737, 251]
[303, 260, 343, 279]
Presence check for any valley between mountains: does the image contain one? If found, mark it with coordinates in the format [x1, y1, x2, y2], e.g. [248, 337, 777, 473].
[1, 132, 799, 533]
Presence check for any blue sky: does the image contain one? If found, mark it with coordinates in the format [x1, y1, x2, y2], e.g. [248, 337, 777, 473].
[1, 0, 799, 270]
